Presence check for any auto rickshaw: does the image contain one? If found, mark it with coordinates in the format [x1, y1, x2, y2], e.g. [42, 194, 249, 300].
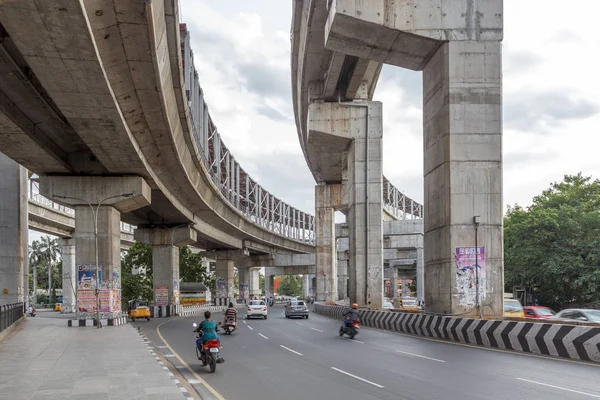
[54, 303, 62, 312]
[128, 299, 151, 321]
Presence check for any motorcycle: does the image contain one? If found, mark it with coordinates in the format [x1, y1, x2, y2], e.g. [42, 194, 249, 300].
[222, 318, 236, 335]
[193, 322, 223, 373]
[339, 319, 360, 339]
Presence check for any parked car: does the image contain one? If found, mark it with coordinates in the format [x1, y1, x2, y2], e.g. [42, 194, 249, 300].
[550, 309, 600, 324]
[246, 300, 268, 319]
[285, 300, 309, 319]
[503, 299, 525, 318]
[523, 306, 555, 319]
[383, 300, 394, 309]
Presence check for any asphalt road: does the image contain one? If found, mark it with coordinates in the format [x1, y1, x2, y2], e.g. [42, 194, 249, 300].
[140, 305, 600, 400]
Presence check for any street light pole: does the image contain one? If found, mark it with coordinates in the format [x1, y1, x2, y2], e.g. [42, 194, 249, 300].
[473, 216, 481, 313]
[55, 193, 134, 329]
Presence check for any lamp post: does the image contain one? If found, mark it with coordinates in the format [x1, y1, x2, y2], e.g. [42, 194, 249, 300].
[54, 193, 134, 328]
[473, 215, 481, 311]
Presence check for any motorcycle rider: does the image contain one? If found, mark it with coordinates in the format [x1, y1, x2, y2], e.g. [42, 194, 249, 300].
[195, 311, 220, 364]
[342, 303, 360, 330]
[223, 302, 237, 327]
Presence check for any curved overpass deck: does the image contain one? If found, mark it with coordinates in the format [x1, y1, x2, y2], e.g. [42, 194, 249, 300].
[0, 1, 316, 254]
[291, 0, 423, 219]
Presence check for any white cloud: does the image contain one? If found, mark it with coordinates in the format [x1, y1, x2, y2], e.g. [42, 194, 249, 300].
[176, 0, 600, 218]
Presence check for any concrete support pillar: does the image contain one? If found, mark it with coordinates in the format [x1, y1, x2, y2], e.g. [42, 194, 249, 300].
[302, 274, 310, 298]
[248, 268, 261, 297]
[0, 153, 28, 306]
[60, 239, 76, 313]
[153, 245, 179, 305]
[386, 267, 398, 299]
[133, 226, 196, 308]
[337, 261, 348, 301]
[315, 184, 342, 302]
[423, 41, 503, 316]
[238, 267, 249, 302]
[416, 248, 424, 305]
[216, 259, 235, 306]
[346, 103, 384, 309]
[263, 269, 274, 298]
[74, 205, 121, 289]
[40, 175, 151, 316]
[399, 274, 411, 298]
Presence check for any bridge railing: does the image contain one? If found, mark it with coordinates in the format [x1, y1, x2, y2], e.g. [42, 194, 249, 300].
[0, 303, 24, 333]
[383, 177, 424, 220]
[180, 24, 315, 245]
[28, 180, 135, 234]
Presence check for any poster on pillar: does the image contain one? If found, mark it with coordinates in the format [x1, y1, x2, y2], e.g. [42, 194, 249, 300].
[77, 265, 102, 289]
[155, 286, 169, 305]
[76, 289, 120, 313]
[455, 247, 486, 307]
[239, 284, 249, 299]
[216, 277, 227, 298]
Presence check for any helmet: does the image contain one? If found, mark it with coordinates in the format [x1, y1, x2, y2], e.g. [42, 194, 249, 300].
[352, 303, 358, 309]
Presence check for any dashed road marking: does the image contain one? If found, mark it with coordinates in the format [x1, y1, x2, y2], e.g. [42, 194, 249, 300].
[517, 378, 600, 398]
[330, 367, 384, 388]
[395, 350, 445, 363]
[280, 345, 303, 356]
[258, 333, 269, 340]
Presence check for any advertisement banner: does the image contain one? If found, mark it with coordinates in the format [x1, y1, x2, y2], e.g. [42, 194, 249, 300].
[455, 246, 486, 307]
[77, 265, 101, 290]
[216, 277, 227, 298]
[240, 284, 249, 299]
[180, 293, 206, 306]
[77, 288, 121, 313]
[155, 286, 169, 305]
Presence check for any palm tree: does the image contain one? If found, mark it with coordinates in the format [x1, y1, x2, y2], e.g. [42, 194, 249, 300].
[29, 236, 60, 304]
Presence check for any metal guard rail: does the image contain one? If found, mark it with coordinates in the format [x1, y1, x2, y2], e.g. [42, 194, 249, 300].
[0, 302, 24, 333]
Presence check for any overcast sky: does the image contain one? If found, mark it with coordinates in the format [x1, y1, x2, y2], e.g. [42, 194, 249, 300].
[29, 0, 600, 244]
[177, 0, 600, 215]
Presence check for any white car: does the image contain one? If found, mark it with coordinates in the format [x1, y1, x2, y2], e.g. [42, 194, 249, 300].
[246, 300, 268, 319]
[383, 300, 394, 309]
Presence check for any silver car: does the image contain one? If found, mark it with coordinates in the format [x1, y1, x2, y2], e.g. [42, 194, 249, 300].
[285, 300, 309, 319]
[550, 309, 600, 324]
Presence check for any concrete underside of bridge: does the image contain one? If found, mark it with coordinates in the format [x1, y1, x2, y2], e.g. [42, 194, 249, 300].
[0, 0, 318, 309]
[0, 153, 28, 306]
[293, 0, 504, 315]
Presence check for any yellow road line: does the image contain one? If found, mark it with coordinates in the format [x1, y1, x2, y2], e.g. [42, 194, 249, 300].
[156, 319, 226, 400]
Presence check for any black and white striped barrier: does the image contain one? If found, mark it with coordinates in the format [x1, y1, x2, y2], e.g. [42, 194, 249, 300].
[67, 316, 127, 327]
[149, 305, 182, 318]
[313, 304, 600, 363]
[179, 305, 225, 317]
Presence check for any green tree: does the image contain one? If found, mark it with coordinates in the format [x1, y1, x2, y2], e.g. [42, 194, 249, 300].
[259, 273, 265, 295]
[29, 236, 61, 303]
[278, 275, 302, 296]
[121, 242, 153, 306]
[504, 173, 600, 309]
[179, 246, 214, 289]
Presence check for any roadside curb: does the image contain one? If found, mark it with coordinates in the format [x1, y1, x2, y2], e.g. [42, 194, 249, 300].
[313, 304, 600, 364]
[133, 326, 195, 400]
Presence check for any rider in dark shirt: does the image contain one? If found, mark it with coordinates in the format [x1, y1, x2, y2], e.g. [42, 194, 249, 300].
[342, 303, 359, 329]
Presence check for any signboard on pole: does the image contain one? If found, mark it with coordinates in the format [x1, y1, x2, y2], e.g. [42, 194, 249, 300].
[155, 286, 169, 305]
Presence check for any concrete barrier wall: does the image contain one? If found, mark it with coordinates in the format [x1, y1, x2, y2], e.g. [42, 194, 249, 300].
[313, 304, 600, 363]
[179, 305, 225, 317]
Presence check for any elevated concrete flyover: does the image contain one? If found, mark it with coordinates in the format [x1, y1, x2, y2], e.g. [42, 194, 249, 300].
[291, 0, 504, 315]
[0, 1, 315, 308]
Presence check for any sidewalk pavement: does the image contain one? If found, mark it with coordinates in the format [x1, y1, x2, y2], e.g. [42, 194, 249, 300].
[0, 313, 188, 400]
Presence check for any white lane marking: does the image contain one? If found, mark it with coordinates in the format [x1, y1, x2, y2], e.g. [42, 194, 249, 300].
[310, 327, 324, 332]
[349, 339, 364, 344]
[330, 367, 384, 388]
[243, 320, 246, 324]
[258, 333, 269, 340]
[280, 345, 303, 356]
[395, 350, 445, 363]
[296, 322, 303, 326]
[517, 378, 600, 398]
[247, 325, 254, 331]
[164, 354, 176, 358]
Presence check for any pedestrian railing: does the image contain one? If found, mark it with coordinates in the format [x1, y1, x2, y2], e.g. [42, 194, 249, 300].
[0, 303, 24, 333]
